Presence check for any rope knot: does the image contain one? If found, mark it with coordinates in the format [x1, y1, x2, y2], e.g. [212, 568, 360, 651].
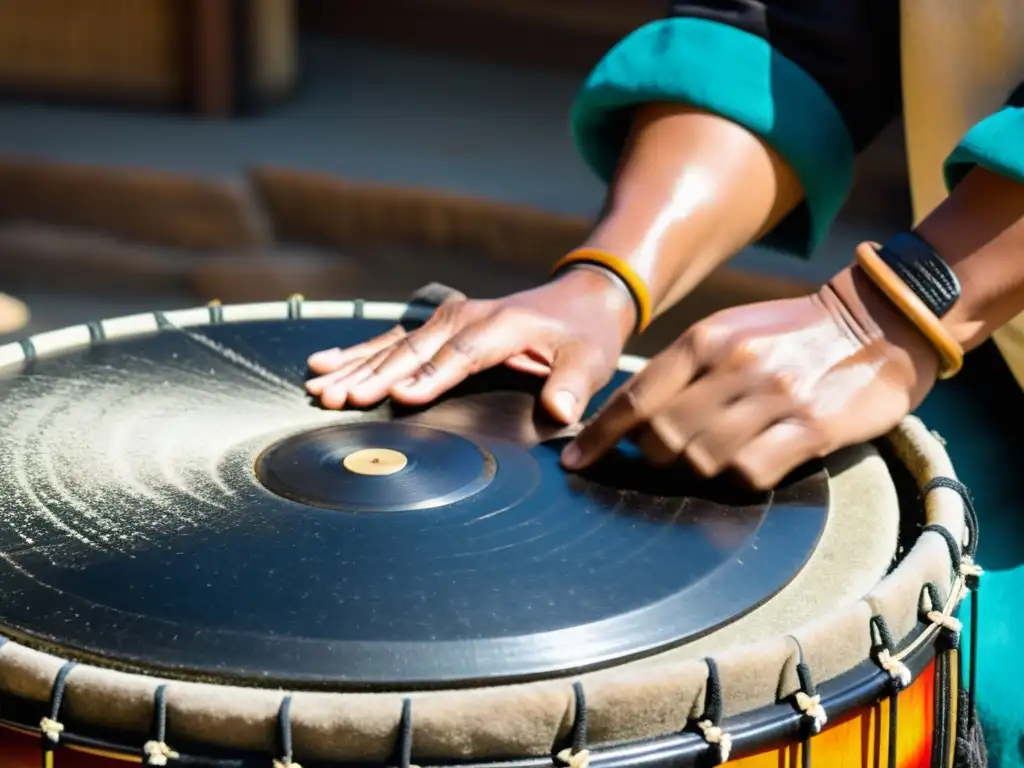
[143, 740, 178, 766]
[557, 747, 591, 768]
[926, 609, 962, 634]
[876, 649, 911, 689]
[697, 720, 732, 763]
[39, 717, 64, 743]
[794, 691, 828, 733]
[960, 559, 983, 589]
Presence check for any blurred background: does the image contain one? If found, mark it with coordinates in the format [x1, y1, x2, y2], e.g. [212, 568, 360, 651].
[0, 0, 913, 354]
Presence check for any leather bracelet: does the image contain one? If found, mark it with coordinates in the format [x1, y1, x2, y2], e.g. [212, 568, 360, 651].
[875, 232, 961, 318]
[854, 242, 964, 379]
[551, 248, 654, 334]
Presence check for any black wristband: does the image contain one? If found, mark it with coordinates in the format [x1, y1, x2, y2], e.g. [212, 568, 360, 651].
[876, 232, 961, 318]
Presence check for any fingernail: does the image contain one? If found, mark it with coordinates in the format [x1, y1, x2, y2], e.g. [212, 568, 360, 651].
[561, 443, 582, 468]
[308, 350, 339, 366]
[552, 390, 578, 422]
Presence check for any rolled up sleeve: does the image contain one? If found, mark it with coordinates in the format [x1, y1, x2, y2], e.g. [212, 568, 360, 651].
[945, 104, 1024, 191]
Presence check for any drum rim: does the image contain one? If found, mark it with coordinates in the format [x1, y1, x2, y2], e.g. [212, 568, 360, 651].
[0, 299, 977, 766]
[0, 634, 938, 767]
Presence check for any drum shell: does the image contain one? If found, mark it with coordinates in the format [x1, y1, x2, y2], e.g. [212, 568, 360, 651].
[0, 300, 972, 768]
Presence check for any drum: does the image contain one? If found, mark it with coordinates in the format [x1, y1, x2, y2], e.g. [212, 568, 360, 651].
[0, 295, 983, 768]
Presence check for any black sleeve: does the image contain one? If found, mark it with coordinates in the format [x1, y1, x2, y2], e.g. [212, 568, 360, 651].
[667, 0, 902, 152]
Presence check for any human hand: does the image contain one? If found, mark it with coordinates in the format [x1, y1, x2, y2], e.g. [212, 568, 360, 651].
[305, 268, 637, 424]
[560, 266, 942, 489]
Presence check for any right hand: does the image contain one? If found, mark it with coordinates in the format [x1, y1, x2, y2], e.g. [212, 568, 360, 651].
[305, 268, 637, 424]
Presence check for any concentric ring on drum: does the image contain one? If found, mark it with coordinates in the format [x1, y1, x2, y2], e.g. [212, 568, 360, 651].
[0, 301, 828, 688]
[255, 422, 498, 512]
[0, 299, 975, 768]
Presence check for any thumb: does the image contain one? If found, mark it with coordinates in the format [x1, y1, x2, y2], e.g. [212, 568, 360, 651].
[540, 342, 614, 424]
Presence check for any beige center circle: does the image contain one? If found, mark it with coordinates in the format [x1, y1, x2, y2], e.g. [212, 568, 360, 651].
[342, 448, 408, 476]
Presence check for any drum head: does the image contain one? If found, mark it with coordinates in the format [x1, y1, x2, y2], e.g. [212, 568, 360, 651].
[0, 309, 828, 688]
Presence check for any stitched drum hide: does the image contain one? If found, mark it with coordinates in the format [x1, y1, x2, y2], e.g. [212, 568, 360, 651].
[0, 298, 981, 768]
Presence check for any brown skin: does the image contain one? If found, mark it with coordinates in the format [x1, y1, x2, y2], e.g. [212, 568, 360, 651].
[309, 101, 1024, 489]
[307, 104, 802, 421]
[565, 166, 1024, 488]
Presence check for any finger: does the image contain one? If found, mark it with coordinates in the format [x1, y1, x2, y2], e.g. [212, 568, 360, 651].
[648, 368, 757, 451]
[318, 343, 405, 409]
[632, 426, 680, 467]
[539, 342, 614, 424]
[505, 353, 552, 378]
[625, 369, 757, 467]
[729, 420, 828, 491]
[682, 393, 796, 477]
[561, 342, 698, 470]
[346, 330, 451, 406]
[307, 325, 407, 374]
[305, 355, 375, 396]
[391, 319, 530, 405]
[318, 304, 470, 407]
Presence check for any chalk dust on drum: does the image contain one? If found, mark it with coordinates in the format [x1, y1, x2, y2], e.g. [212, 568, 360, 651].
[0, 315, 830, 684]
[0, 327, 357, 564]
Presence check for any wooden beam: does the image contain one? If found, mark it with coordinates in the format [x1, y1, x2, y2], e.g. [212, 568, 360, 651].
[187, 0, 235, 117]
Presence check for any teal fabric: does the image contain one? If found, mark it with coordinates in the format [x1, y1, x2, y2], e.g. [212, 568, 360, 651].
[569, 18, 854, 257]
[913, 342, 1024, 768]
[945, 106, 1024, 190]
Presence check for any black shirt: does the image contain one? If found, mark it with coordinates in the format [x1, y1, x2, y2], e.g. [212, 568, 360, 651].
[668, 0, 902, 152]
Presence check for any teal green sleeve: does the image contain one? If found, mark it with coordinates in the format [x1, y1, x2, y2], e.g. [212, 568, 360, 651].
[570, 18, 855, 257]
[944, 106, 1024, 191]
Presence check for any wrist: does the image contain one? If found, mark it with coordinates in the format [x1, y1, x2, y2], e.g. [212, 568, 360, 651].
[550, 265, 638, 346]
[912, 167, 1024, 352]
[825, 265, 941, 395]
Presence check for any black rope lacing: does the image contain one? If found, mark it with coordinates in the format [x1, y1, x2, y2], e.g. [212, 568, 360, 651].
[869, 616, 906, 768]
[920, 582, 956, 768]
[287, 295, 304, 320]
[694, 658, 731, 764]
[786, 637, 826, 768]
[19, 338, 36, 362]
[86, 320, 106, 343]
[557, 682, 590, 768]
[40, 660, 77, 768]
[921, 523, 961, 574]
[144, 684, 177, 766]
[922, 477, 979, 559]
[274, 695, 300, 768]
[921, 582, 961, 651]
[396, 698, 414, 768]
[922, 476, 982, 728]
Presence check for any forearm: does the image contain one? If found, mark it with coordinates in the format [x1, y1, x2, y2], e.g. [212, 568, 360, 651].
[915, 167, 1024, 352]
[581, 103, 804, 317]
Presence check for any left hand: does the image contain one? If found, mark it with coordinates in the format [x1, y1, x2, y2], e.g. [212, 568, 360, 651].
[560, 266, 943, 489]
